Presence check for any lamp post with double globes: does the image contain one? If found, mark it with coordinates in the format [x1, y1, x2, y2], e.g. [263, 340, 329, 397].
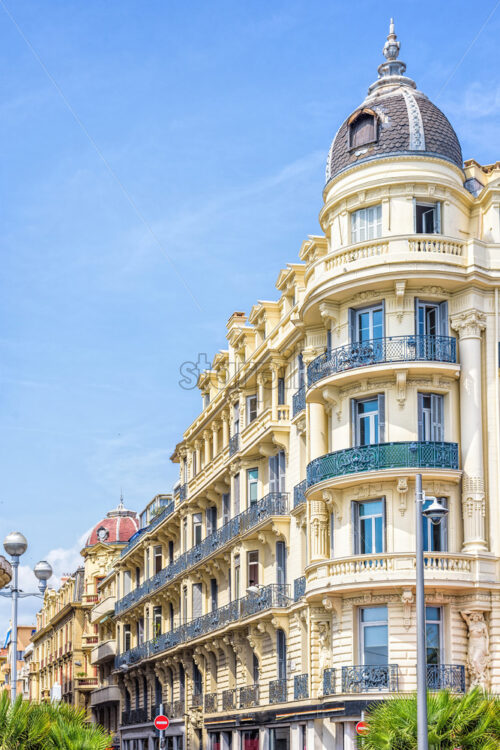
[415, 475, 449, 750]
[0, 532, 53, 702]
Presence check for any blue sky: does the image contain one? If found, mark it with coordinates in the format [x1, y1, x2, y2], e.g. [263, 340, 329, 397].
[0, 0, 499, 628]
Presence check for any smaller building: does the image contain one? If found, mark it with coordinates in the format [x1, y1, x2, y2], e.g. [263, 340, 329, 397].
[29, 498, 139, 716]
[2, 625, 35, 697]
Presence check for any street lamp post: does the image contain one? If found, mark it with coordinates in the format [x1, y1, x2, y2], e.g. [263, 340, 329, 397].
[415, 475, 449, 750]
[1, 532, 53, 703]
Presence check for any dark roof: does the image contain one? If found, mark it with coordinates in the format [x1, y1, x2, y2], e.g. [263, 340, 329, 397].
[326, 91, 462, 182]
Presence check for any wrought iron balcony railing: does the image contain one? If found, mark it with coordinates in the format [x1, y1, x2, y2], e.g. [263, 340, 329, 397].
[293, 479, 307, 508]
[179, 483, 187, 502]
[222, 688, 237, 710]
[191, 690, 203, 708]
[204, 692, 217, 712]
[323, 668, 336, 696]
[115, 584, 291, 668]
[121, 708, 148, 726]
[120, 500, 175, 559]
[269, 678, 288, 704]
[307, 441, 459, 487]
[229, 433, 240, 456]
[294, 673, 308, 700]
[239, 683, 259, 708]
[115, 492, 289, 615]
[427, 664, 465, 693]
[308, 335, 457, 386]
[292, 385, 306, 416]
[341, 664, 399, 693]
[293, 576, 306, 602]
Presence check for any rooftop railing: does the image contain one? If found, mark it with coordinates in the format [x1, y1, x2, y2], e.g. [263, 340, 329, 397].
[308, 335, 457, 387]
[307, 441, 459, 487]
[115, 492, 289, 615]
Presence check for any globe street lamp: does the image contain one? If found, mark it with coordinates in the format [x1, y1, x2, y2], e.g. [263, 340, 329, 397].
[1, 532, 53, 702]
[415, 475, 449, 750]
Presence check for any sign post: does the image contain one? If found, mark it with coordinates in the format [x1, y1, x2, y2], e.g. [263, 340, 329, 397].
[154, 706, 170, 748]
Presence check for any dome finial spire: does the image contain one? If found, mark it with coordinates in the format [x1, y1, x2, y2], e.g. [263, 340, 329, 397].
[383, 17, 400, 61]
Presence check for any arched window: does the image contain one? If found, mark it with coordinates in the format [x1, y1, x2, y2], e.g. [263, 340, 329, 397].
[349, 111, 377, 149]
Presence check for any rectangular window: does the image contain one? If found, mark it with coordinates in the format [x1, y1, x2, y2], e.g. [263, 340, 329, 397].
[153, 606, 162, 637]
[418, 393, 444, 441]
[360, 606, 388, 665]
[353, 395, 385, 445]
[426, 606, 442, 665]
[276, 541, 286, 585]
[168, 540, 174, 565]
[415, 202, 441, 234]
[182, 586, 188, 624]
[415, 299, 448, 340]
[247, 551, 259, 587]
[136, 618, 144, 645]
[153, 545, 162, 575]
[140, 510, 147, 529]
[222, 493, 231, 525]
[353, 499, 385, 555]
[182, 518, 188, 551]
[123, 624, 131, 652]
[278, 377, 285, 405]
[169, 602, 174, 630]
[145, 548, 150, 579]
[297, 353, 305, 389]
[206, 506, 217, 536]
[269, 450, 286, 493]
[277, 630, 287, 680]
[246, 394, 258, 424]
[253, 653, 260, 684]
[203, 393, 210, 409]
[192, 450, 197, 477]
[247, 469, 259, 506]
[423, 498, 448, 552]
[349, 303, 384, 343]
[210, 578, 218, 611]
[233, 474, 240, 515]
[193, 513, 202, 546]
[192, 583, 203, 619]
[351, 204, 382, 244]
[135, 567, 141, 587]
[123, 570, 131, 596]
[233, 402, 240, 434]
[234, 554, 240, 600]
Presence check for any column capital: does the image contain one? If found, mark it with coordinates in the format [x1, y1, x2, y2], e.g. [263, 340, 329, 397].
[450, 310, 486, 339]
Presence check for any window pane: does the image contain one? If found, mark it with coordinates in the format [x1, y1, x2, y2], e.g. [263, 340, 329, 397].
[360, 517, 372, 554]
[375, 516, 383, 553]
[359, 500, 383, 517]
[363, 625, 388, 665]
[361, 606, 388, 622]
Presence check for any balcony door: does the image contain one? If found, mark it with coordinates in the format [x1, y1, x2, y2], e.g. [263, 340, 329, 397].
[418, 393, 444, 442]
[426, 607, 442, 665]
[360, 606, 388, 666]
[350, 304, 384, 344]
[277, 629, 287, 680]
[269, 451, 286, 493]
[276, 541, 287, 586]
[416, 299, 448, 337]
[353, 395, 385, 446]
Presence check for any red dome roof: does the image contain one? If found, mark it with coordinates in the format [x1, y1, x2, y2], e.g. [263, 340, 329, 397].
[85, 500, 139, 548]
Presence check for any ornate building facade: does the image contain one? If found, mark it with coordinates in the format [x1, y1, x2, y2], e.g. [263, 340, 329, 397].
[108, 21, 500, 750]
[30, 500, 138, 717]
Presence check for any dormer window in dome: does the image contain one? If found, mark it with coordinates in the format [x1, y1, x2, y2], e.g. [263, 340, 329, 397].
[348, 109, 378, 150]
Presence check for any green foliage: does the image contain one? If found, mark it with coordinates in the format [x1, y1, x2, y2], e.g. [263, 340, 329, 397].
[0, 691, 112, 750]
[363, 688, 500, 750]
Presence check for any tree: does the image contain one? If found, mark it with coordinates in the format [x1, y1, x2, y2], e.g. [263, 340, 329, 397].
[362, 688, 500, 750]
[0, 692, 113, 750]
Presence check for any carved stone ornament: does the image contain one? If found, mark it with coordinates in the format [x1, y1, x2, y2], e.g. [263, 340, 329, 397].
[401, 589, 414, 629]
[450, 311, 486, 339]
[397, 477, 409, 516]
[461, 610, 490, 689]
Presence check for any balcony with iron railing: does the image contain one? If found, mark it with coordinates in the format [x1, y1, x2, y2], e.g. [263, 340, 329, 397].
[307, 441, 459, 489]
[293, 576, 306, 602]
[307, 335, 457, 388]
[115, 492, 289, 616]
[427, 664, 465, 692]
[341, 665, 399, 693]
[204, 692, 218, 712]
[269, 678, 288, 704]
[115, 583, 291, 668]
[229, 433, 240, 456]
[222, 688, 237, 710]
[239, 683, 259, 708]
[292, 385, 306, 417]
[294, 673, 309, 700]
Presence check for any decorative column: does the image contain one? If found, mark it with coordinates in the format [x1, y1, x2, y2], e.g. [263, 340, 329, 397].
[309, 499, 329, 562]
[271, 364, 280, 421]
[194, 440, 202, 474]
[451, 311, 487, 552]
[203, 430, 211, 465]
[212, 421, 219, 457]
[257, 373, 266, 413]
[308, 403, 328, 462]
[221, 411, 230, 447]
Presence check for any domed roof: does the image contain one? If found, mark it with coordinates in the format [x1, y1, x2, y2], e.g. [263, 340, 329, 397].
[84, 497, 139, 548]
[326, 20, 462, 183]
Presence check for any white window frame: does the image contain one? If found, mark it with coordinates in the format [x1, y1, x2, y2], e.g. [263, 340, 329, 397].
[359, 605, 388, 665]
[351, 204, 382, 244]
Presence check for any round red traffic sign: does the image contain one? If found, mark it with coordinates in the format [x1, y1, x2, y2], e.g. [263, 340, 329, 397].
[154, 715, 170, 730]
[355, 721, 369, 736]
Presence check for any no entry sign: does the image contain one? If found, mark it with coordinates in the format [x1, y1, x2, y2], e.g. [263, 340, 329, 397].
[355, 721, 369, 736]
[154, 715, 170, 731]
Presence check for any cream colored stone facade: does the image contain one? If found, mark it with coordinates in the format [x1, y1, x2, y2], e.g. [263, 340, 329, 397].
[69, 24, 500, 750]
